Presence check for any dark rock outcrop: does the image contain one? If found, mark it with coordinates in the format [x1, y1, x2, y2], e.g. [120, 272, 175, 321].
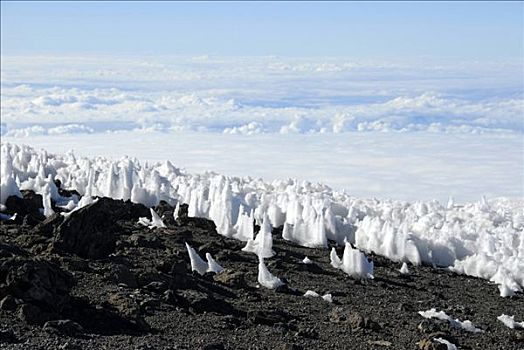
[0, 258, 74, 324]
[52, 198, 149, 259]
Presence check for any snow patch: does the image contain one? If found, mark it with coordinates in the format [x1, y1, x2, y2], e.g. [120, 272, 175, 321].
[1, 142, 522, 296]
[418, 308, 483, 333]
[497, 314, 524, 329]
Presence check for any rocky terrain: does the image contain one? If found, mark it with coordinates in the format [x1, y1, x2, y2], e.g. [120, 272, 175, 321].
[0, 186, 523, 350]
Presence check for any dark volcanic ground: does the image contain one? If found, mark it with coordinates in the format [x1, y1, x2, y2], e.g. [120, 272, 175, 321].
[0, 189, 523, 350]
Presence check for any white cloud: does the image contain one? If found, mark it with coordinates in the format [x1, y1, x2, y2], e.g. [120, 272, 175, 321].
[1, 55, 522, 136]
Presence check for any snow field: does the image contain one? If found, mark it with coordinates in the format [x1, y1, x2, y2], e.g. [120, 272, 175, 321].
[1, 142, 523, 296]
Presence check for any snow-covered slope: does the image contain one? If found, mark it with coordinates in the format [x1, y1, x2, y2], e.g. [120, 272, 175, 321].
[1, 142, 523, 296]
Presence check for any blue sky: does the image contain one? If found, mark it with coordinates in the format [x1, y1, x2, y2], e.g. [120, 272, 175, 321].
[1, 1, 523, 59]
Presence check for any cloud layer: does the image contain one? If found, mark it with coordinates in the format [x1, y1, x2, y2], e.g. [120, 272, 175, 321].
[1, 55, 522, 136]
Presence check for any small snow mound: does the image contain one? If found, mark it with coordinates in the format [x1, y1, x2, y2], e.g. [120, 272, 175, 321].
[303, 290, 333, 302]
[418, 308, 483, 333]
[302, 256, 313, 264]
[400, 262, 410, 275]
[322, 293, 333, 303]
[304, 290, 320, 298]
[497, 314, 524, 329]
[257, 259, 284, 289]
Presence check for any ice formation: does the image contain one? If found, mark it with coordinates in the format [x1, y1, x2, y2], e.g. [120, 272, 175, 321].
[242, 215, 275, 259]
[497, 314, 524, 330]
[205, 253, 224, 274]
[399, 262, 410, 275]
[0, 146, 22, 204]
[1, 143, 523, 296]
[184, 243, 224, 275]
[185, 243, 209, 275]
[138, 208, 166, 229]
[434, 338, 458, 350]
[418, 308, 483, 333]
[330, 243, 374, 279]
[257, 259, 284, 289]
[173, 201, 180, 221]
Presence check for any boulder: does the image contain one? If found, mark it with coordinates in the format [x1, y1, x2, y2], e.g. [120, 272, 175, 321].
[52, 198, 149, 259]
[1, 258, 74, 316]
[328, 307, 381, 331]
[5, 190, 44, 217]
[43, 319, 84, 336]
[17, 303, 52, 324]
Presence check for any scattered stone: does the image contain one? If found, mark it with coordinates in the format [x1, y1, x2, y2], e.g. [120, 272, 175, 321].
[328, 307, 380, 331]
[107, 291, 150, 332]
[213, 269, 246, 288]
[347, 310, 366, 329]
[44, 319, 84, 336]
[329, 307, 348, 323]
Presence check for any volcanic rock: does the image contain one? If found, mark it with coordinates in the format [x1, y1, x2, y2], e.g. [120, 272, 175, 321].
[52, 197, 149, 259]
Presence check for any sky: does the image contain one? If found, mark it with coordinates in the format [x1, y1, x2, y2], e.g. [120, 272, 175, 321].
[1, 1, 523, 59]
